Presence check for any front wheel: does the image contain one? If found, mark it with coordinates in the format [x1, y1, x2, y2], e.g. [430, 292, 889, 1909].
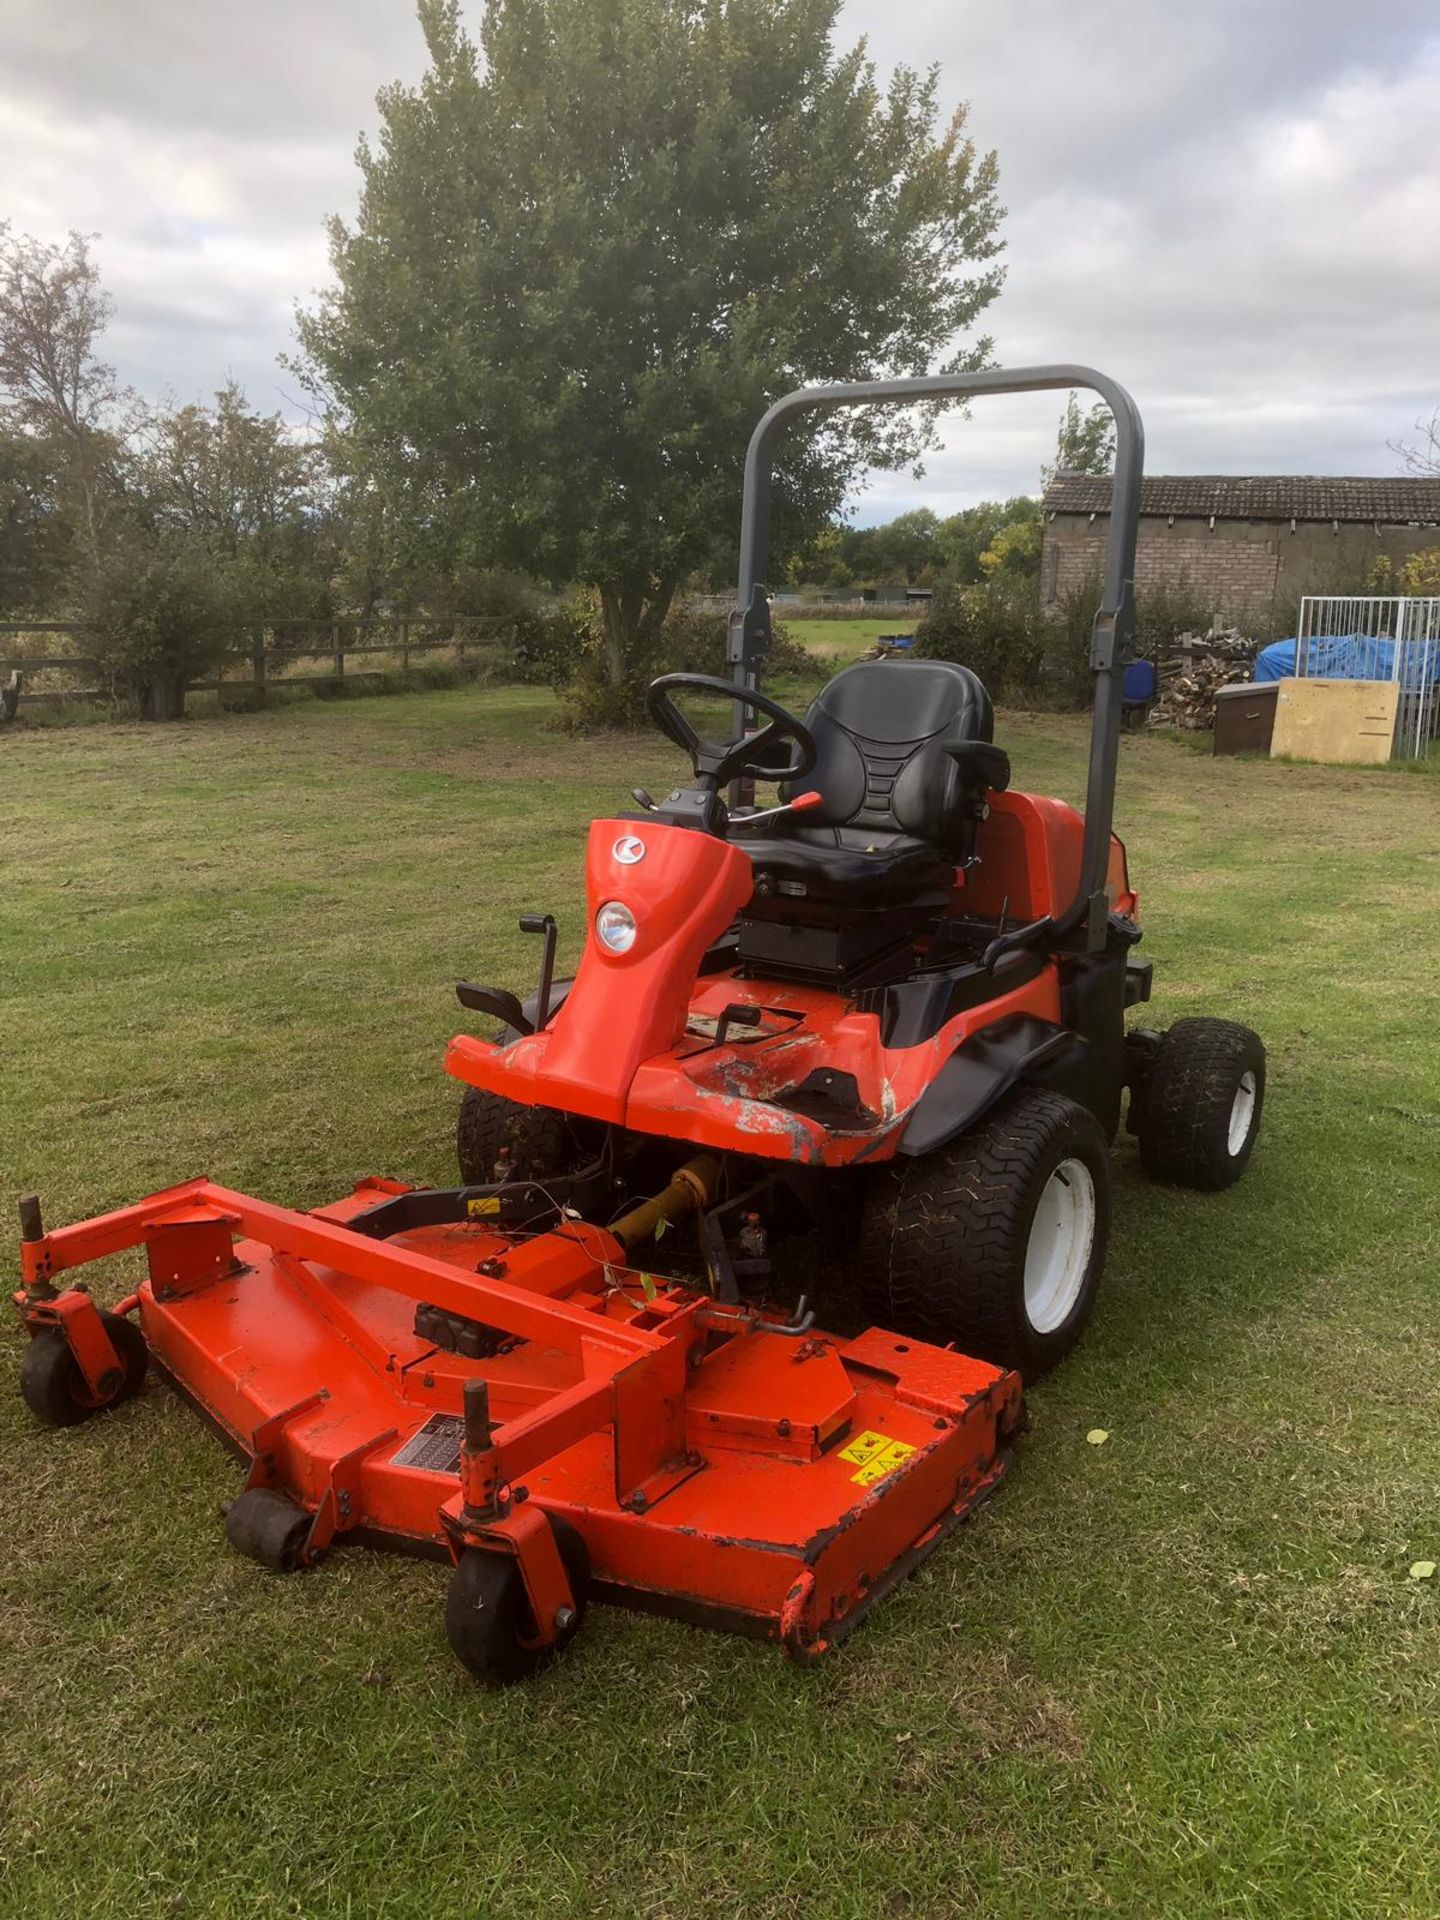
[445, 1514, 591, 1687]
[19, 1311, 149, 1428]
[858, 1087, 1112, 1382]
[456, 1086, 591, 1187]
[1134, 1018, 1265, 1190]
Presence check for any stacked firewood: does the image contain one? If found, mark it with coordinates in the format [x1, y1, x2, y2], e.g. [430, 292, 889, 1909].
[1147, 628, 1255, 730]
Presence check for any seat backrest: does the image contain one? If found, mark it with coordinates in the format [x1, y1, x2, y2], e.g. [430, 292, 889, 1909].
[790, 658, 1002, 848]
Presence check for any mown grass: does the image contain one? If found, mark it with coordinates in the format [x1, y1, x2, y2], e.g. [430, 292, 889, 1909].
[2, 685, 1439, 1919]
[780, 615, 915, 665]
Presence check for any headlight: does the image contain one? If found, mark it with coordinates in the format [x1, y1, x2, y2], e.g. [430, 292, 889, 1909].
[595, 901, 637, 954]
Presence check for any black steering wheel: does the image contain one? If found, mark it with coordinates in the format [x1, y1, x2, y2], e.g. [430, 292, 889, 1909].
[645, 673, 817, 788]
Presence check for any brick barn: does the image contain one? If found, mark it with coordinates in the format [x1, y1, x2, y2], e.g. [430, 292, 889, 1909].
[1039, 474, 1440, 628]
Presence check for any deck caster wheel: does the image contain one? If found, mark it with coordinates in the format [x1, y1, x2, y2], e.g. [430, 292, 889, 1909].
[1134, 1017, 1265, 1191]
[19, 1311, 148, 1428]
[225, 1488, 312, 1572]
[445, 1514, 591, 1687]
[857, 1087, 1111, 1384]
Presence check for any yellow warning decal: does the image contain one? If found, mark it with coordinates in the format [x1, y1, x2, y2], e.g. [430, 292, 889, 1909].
[466, 1196, 502, 1217]
[852, 1441, 916, 1486]
[838, 1429, 917, 1486]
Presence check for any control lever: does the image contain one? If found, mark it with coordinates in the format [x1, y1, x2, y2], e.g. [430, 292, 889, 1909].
[518, 912, 558, 1028]
[631, 787, 657, 810]
[727, 790, 823, 832]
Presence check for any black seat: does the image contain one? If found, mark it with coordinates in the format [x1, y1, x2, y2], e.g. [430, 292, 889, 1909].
[740, 658, 1010, 911]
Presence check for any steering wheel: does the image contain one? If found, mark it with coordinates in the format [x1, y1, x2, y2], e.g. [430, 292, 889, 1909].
[645, 673, 817, 788]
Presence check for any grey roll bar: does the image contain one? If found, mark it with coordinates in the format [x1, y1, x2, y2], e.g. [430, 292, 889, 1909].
[729, 364, 1144, 952]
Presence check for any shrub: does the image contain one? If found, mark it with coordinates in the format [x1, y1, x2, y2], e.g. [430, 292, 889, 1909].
[913, 576, 1043, 700]
[77, 536, 242, 720]
[1134, 579, 1218, 657]
[1038, 578, 1100, 709]
[1031, 572, 1225, 712]
[555, 607, 812, 731]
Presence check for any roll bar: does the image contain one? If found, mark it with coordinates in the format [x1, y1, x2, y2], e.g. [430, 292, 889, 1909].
[728, 365, 1144, 951]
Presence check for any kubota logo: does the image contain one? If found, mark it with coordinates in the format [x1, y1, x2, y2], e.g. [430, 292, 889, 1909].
[612, 835, 646, 865]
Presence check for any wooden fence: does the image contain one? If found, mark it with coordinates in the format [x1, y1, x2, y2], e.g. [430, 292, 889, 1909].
[0, 615, 518, 710]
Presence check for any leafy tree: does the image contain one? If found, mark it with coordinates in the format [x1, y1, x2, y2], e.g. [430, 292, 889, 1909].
[1400, 546, 1440, 595]
[295, 0, 1004, 689]
[138, 382, 333, 621]
[935, 496, 1037, 582]
[978, 503, 1041, 578]
[0, 225, 127, 567]
[1043, 391, 1115, 487]
[0, 420, 70, 613]
[844, 507, 944, 584]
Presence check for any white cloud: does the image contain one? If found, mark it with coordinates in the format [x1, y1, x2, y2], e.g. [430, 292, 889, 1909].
[1, 0, 1436, 510]
[844, 4, 1440, 514]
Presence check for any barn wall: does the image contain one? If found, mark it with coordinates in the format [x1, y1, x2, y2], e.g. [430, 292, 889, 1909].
[1041, 514, 1440, 628]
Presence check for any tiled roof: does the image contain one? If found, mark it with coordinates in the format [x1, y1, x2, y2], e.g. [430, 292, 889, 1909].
[1042, 473, 1440, 524]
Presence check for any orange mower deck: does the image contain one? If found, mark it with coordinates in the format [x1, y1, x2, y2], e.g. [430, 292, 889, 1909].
[14, 1173, 1023, 1680]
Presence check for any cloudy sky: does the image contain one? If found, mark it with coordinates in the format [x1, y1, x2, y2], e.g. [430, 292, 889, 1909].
[2, 1, 1436, 520]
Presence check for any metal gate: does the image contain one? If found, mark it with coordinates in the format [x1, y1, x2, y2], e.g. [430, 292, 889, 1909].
[1295, 595, 1440, 759]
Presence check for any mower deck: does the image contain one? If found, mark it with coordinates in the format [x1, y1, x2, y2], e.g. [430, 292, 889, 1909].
[14, 1174, 1022, 1674]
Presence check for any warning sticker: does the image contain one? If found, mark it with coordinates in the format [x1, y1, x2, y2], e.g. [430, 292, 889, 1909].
[838, 1429, 917, 1486]
[393, 1413, 465, 1475]
[851, 1441, 916, 1486]
[466, 1196, 502, 1218]
[838, 1428, 890, 1467]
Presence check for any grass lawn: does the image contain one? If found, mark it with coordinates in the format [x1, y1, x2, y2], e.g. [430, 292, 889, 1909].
[3, 683, 1440, 1919]
[780, 614, 916, 666]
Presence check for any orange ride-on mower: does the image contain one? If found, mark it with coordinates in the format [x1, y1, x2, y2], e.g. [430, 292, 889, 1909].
[14, 368, 1264, 1685]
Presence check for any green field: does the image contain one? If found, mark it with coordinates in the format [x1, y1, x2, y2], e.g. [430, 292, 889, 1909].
[3, 684, 1439, 1919]
[780, 614, 916, 665]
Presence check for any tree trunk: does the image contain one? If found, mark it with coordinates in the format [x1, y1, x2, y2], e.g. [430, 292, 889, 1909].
[137, 668, 188, 721]
[597, 577, 678, 684]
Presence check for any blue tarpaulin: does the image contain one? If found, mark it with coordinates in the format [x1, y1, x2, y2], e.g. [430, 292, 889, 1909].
[1254, 634, 1440, 689]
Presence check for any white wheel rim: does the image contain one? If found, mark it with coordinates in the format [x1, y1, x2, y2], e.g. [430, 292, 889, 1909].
[1228, 1070, 1257, 1157]
[1023, 1157, 1096, 1335]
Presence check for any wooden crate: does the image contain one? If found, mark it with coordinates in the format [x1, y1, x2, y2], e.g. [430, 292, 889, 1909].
[1269, 677, 1397, 765]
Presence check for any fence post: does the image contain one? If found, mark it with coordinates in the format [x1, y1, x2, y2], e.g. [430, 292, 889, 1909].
[457, 619, 466, 671]
[398, 617, 409, 673]
[332, 619, 344, 681]
[252, 627, 267, 709]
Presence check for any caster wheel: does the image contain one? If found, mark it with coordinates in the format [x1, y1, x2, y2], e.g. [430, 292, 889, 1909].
[225, 1488, 312, 1572]
[445, 1514, 590, 1686]
[19, 1311, 149, 1428]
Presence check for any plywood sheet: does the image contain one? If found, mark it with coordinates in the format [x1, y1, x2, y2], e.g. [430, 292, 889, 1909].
[1269, 676, 1397, 765]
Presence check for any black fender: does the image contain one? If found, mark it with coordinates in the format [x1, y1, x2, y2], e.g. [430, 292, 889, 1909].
[896, 1014, 1075, 1158]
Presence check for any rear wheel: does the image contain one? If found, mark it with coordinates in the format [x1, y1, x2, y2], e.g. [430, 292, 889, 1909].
[858, 1087, 1111, 1382]
[445, 1514, 591, 1686]
[1134, 1018, 1265, 1190]
[456, 1087, 590, 1187]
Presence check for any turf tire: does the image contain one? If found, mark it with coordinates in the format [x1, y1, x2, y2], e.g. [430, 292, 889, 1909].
[445, 1514, 591, 1687]
[858, 1087, 1111, 1382]
[456, 1087, 587, 1187]
[1135, 1018, 1265, 1191]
